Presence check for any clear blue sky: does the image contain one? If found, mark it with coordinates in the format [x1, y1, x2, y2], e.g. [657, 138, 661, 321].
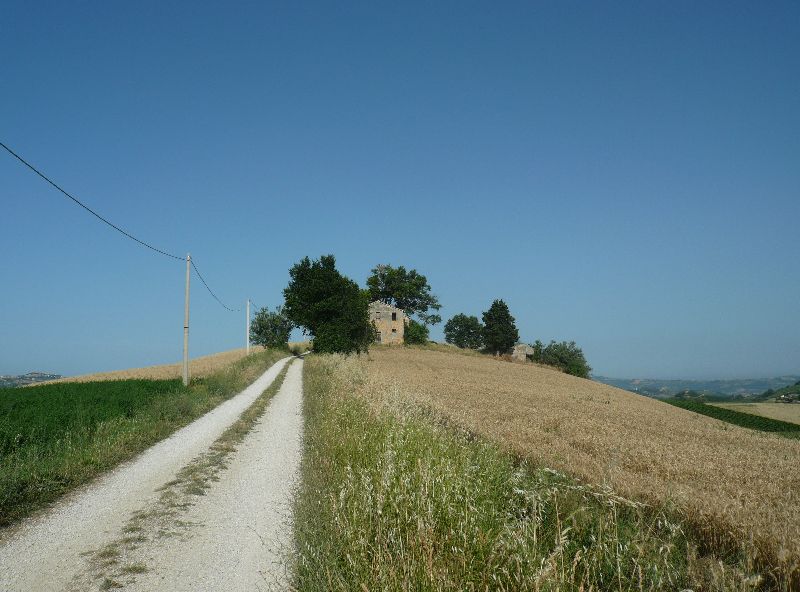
[1, 2, 798, 379]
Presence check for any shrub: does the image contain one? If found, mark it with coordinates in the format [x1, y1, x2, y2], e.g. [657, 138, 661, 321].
[404, 319, 429, 345]
[537, 340, 591, 378]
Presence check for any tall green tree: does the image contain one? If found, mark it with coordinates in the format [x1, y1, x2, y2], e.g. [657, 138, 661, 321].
[283, 255, 374, 354]
[444, 314, 484, 349]
[249, 306, 293, 349]
[367, 264, 441, 324]
[482, 300, 519, 355]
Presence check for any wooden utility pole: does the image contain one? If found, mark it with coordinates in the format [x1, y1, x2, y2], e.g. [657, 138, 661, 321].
[183, 253, 191, 386]
[246, 298, 251, 355]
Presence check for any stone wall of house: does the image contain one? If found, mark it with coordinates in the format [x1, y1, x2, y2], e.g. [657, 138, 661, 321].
[369, 301, 405, 344]
[512, 343, 534, 361]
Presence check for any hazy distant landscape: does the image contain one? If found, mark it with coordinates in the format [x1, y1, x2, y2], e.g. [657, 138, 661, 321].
[594, 374, 800, 399]
[0, 372, 62, 388]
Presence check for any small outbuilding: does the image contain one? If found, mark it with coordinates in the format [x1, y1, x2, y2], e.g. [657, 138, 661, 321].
[512, 343, 534, 362]
[369, 301, 405, 344]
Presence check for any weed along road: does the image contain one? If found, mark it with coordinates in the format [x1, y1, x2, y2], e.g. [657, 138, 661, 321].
[0, 356, 304, 592]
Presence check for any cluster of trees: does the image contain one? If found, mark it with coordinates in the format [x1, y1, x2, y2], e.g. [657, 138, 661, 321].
[251, 256, 443, 354]
[250, 253, 591, 379]
[444, 302, 591, 378]
[529, 339, 592, 379]
[443, 300, 519, 355]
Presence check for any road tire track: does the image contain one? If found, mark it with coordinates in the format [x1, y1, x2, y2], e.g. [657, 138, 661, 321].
[112, 358, 305, 591]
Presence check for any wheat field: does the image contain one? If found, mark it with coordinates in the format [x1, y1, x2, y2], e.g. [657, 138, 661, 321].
[37, 347, 269, 384]
[362, 346, 800, 582]
[711, 401, 800, 425]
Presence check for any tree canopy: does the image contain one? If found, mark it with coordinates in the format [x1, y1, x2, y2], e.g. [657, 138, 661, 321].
[283, 255, 374, 354]
[532, 340, 592, 378]
[482, 300, 519, 355]
[367, 264, 441, 324]
[444, 314, 484, 349]
[249, 306, 293, 349]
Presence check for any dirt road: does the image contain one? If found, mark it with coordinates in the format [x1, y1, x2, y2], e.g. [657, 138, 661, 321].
[0, 356, 304, 591]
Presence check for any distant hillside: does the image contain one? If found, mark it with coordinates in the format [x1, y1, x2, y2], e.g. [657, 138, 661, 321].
[593, 375, 800, 400]
[669, 390, 738, 403]
[0, 372, 62, 388]
[755, 380, 800, 402]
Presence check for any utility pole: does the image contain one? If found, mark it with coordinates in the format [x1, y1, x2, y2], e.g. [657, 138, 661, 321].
[246, 298, 251, 355]
[183, 253, 191, 386]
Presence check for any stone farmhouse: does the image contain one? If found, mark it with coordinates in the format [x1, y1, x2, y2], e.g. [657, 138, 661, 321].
[369, 300, 405, 344]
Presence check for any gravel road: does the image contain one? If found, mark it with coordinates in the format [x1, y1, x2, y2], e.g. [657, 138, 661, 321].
[0, 355, 297, 591]
[114, 357, 305, 591]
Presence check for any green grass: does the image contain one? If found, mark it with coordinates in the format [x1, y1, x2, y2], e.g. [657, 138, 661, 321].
[0, 349, 286, 527]
[666, 399, 800, 437]
[0, 379, 186, 455]
[293, 355, 767, 591]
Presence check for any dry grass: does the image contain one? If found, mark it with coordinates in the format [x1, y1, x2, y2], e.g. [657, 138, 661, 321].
[288, 340, 312, 352]
[711, 402, 800, 426]
[295, 355, 703, 591]
[361, 346, 800, 585]
[37, 347, 269, 384]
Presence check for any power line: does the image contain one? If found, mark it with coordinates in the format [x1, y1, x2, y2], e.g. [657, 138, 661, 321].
[2, 140, 244, 313]
[191, 258, 241, 312]
[0, 140, 183, 261]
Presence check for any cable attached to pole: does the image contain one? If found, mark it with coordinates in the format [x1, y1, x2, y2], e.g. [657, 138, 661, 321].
[190, 258, 241, 312]
[1, 140, 246, 314]
[0, 141, 182, 261]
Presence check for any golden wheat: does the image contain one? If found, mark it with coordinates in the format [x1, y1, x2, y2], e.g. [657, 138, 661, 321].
[360, 346, 800, 581]
[710, 402, 800, 425]
[38, 347, 268, 384]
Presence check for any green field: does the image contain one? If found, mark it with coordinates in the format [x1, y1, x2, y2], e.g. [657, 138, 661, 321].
[0, 349, 284, 527]
[1, 379, 185, 455]
[666, 399, 800, 437]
